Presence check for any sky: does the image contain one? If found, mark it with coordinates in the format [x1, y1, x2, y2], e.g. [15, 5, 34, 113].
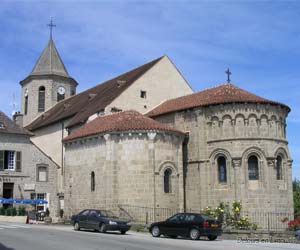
[0, 0, 299, 179]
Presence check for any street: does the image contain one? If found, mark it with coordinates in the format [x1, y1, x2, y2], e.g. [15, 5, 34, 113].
[0, 222, 299, 250]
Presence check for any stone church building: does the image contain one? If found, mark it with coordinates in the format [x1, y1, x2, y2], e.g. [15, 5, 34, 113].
[6, 34, 293, 223]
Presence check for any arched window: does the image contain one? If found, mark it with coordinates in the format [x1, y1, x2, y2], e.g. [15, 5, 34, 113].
[24, 95, 28, 115]
[248, 155, 259, 180]
[164, 168, 172, 193]
[218, 156, 227, 183]
[91, 171, 95, 192]
[38, 86, 45, 112]
[276, 156, 283, 180]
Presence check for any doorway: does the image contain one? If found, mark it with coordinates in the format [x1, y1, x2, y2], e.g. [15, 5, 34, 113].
[3, 183, 14, 209]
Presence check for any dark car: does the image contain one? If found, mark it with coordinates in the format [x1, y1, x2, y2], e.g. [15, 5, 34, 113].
[71, 209, 131, 234]
[296, 229, 300, 240]
[149, 213, 222, 240]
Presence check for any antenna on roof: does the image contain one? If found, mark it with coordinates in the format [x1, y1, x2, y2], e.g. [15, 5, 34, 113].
[10, 93, 17, 116]
[225, 68, 232, 83]
[47, 17, 56, 39]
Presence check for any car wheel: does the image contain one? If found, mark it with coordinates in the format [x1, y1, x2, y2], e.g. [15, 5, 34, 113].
[208, 235, 217, 241]
[120, 230, 126, 235]
[151, 226, 161, 237]
[74, 222, 80, 231]
[99, 223, 106, 233]
[190, 228, 200, 240]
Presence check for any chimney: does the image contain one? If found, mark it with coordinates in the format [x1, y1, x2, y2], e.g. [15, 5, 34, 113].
[13, 111, 24, 128]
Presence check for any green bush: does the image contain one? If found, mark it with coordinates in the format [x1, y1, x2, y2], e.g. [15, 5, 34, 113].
[5, 207, 13, 216]
[60, 209, 64, 218]
[0, 207, 5, 215]
[17, 206, 26, 216]
[11, 207, 17, 216]
[200, 201, 258, 230]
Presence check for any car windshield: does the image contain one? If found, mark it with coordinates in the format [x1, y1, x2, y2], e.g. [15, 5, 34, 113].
[100, 210, 117, 218]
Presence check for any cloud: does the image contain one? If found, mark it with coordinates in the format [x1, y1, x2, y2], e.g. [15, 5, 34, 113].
[0, 1, 300, 178]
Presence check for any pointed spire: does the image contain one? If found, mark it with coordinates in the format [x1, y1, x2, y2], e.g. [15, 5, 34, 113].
[30, 38, 70, 78]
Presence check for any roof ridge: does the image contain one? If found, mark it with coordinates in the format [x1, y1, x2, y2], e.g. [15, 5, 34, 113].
[26, 56, 164, 131]
[0, 111, 31, 135]
[64, 109, 183, 141]
[76, 55, 165, 97]
[147, 82, 290, 117]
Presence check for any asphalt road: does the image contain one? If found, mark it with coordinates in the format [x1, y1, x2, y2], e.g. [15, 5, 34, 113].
[0, 222, 299, 250]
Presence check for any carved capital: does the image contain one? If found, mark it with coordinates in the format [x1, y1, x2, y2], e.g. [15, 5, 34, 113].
[103, 134, 110, 141]
[232, 159, 241, 168]
[267, 159, 275, 167]
[147, 132, 157, 140]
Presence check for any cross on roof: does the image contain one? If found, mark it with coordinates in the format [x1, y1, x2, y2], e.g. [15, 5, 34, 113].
[225, 68, 232, 83]
[47, 17, 56, 38]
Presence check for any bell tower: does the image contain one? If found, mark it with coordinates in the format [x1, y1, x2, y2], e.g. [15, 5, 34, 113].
[20, 19, 78, 127]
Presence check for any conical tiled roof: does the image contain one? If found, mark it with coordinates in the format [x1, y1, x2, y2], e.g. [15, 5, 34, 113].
[29, 38, 70, 77]
[63, 110, 184, 141]
[147, 83, 290, 117]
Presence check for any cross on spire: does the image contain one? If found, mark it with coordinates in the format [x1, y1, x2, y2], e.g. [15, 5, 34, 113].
[225, 68, 232, 83]
[47, 17, 56, 38]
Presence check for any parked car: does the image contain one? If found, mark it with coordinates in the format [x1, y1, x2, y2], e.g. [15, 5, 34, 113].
[149, 213, 222, 240]
[296, 229, 300, 240]
[71, 209, 131, 234]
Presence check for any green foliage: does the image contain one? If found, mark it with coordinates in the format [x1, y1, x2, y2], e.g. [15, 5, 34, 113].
[0, 206, 26, 216]
[5, 207, 13, 216]
[11, 207, 17, 216]
[293, 179, 300, 217]
[201, 201, 258, 230]
[17, 206, 26, 216]
[0, 207, 5, 215]
[59, 209, 64, 218]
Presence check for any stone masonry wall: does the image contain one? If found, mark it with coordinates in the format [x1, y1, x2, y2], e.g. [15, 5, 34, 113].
[155, 103, 293, 216]
[106, 56, 193, 115]
[0, 133, 59, 217]
[64, 131, 184, 218]
[21, 76, 76, 127]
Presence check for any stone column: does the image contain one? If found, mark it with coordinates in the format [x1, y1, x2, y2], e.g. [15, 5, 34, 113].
[147, 132, 157, 211]
[232, 159, 241, 201]
[176, 135, 185, 212]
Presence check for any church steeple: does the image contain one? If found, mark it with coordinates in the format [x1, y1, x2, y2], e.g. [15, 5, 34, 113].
[19, 22, 78, 127]
[29, 37, 70, 78]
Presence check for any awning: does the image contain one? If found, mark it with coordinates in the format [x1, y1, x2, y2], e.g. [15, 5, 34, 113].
[0, 198, 48, 204]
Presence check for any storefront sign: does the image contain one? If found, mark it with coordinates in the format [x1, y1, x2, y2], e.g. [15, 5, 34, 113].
[24, 183, 35, 191]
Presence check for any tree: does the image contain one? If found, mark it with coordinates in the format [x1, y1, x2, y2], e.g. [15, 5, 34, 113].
[293, 179, 300, 217]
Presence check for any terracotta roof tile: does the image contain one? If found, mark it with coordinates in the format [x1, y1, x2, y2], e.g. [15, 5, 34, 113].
[64, 110, 184, 141]
[26, 56, 164, 131]
[147, 83, 290, 117]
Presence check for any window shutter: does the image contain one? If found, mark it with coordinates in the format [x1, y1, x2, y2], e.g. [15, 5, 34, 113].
[0, 151, 4, 171]
[16, 151, 21, 172]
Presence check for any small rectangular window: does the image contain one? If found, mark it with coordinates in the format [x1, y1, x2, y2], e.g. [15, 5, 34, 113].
[37, 165, 48, 182]
[140, 90, 147, 99]
[0, 151, 16, 171]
